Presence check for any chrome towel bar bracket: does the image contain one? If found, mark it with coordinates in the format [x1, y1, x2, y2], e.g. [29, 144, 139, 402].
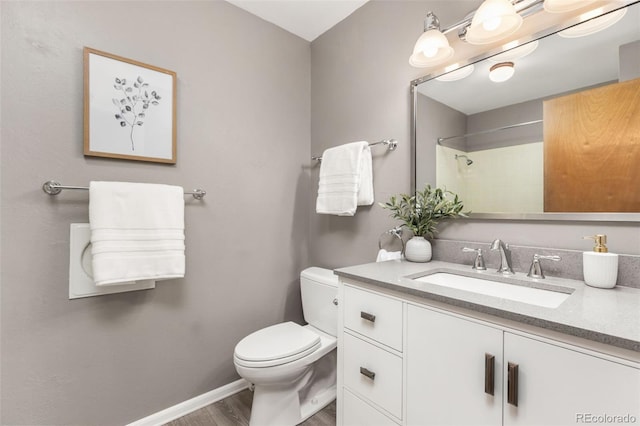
[42, 180, 207, 200]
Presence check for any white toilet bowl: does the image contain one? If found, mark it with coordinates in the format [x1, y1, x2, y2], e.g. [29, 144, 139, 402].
[233, 267, 339, 426]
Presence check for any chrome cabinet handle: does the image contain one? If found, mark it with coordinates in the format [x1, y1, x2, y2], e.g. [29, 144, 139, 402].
[462, 247, 487, 270]
[527, 253, 561, 279]
[360, 367, 376, 381]
[507, 362, 519, 406]
[485, 353, 495, 396]
[360, 311, 376, 323]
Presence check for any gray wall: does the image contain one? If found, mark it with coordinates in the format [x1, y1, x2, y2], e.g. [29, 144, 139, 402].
[310, 1, 481, 267]
[416, 94, 466, 186]
[466, 99, 543, 150]
[620, 40, 640, 81]
[309, 0, 640, 269]
[0, 1, 310, 425]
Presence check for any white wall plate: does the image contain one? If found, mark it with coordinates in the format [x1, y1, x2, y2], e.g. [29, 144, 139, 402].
[69, 223, 155, 299]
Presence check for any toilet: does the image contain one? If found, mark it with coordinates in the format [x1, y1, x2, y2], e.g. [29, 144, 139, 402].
[233, 267, 339, 426]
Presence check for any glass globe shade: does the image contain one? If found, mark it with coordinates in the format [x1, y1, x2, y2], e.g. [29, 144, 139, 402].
[558, 8, 627, 38]
[544, 0, 597, 14]
[466, 0, 523, 45]
[409, 29, 454, 67]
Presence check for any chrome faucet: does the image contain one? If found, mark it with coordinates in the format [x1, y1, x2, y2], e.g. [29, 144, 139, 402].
[490, 239, 515, 275]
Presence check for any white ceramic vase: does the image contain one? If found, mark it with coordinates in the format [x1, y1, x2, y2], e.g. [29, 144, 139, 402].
[404, 236, 432, 262]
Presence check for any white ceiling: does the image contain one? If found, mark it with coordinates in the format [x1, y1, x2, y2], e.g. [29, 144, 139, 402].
[225, 0, 370, 41]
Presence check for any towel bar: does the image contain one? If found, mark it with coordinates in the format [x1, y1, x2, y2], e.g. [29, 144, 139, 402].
[42, 180, 206, 200]
[312, 139, 398, 162]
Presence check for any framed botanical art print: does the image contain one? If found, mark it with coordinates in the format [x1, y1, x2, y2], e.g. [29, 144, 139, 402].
[83, 47, 177, 164]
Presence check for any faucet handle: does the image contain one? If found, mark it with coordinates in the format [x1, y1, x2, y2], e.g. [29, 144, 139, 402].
[527, 254, 561, 279]
[462, 247, 487, 270]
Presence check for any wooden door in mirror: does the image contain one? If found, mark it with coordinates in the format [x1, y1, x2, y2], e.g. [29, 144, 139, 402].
[543, 78, 640, 212]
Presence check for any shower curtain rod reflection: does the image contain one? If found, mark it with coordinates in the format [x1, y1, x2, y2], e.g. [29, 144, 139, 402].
[437, 120, 542, 144]
[41, 180, 207, 200]
[312, 138, 398, 161]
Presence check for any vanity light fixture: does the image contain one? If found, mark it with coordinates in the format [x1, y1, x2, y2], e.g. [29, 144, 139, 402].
[488, 40, 539, 62]
[436, 64, 475, 82]
[558, 7, 627, 38]
[543, 0, 597, 14]
[489, 61, 515, 82]
[465, 0, 523, 45]
[409, 11, 455, 68]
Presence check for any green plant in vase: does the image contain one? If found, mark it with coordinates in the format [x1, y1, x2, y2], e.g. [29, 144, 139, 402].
[380, 184, 468, 262]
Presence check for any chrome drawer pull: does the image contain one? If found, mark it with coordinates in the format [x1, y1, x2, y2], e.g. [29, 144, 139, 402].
[360, 367, 376, 381]
[360, 311, 376, 323]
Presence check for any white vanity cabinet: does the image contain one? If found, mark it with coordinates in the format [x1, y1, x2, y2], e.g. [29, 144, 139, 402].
[406, 303, 640, 426]
[338, 279, 640, 426]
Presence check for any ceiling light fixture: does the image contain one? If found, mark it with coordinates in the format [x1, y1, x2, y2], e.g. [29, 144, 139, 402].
[558, 7, 627, 38]
[465, 0, 523, 45]
[409, 11, 455, 68]
[489, 61, 515, 82]
[543, 0, 597, 14]
[436, 64, 475, 82]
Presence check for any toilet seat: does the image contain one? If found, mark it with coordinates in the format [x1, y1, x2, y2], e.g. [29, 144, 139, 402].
[234, 322, 321, 368]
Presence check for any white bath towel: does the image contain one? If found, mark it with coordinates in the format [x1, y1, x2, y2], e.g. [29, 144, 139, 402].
[89, 181, 185, 286]
[316, 141, 374, 216]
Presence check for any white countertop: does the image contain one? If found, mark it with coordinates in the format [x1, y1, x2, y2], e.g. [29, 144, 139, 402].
[334, 260, 640, 352]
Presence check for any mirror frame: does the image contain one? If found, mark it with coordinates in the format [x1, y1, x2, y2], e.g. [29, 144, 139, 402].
[410, 2, 640, 222]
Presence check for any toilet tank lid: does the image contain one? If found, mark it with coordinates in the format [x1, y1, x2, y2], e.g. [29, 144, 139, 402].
[301, 267, 339, 286]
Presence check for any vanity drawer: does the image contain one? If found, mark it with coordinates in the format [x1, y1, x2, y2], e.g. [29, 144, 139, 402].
[343, 389, 400, 426]
[343, 332, 403, 419]
[343, 285, 403, 351]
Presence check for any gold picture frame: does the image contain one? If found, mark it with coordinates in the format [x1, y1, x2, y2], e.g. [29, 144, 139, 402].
[83, 47, 177, 164]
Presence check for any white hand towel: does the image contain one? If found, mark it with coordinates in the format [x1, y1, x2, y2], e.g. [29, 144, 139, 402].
[316, 141, 374, 216]
[89, 181, 185, 286]
[376, 249, 402, 262]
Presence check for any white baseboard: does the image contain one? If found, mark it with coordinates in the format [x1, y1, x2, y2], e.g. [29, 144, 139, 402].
[127, 378, 249, 426]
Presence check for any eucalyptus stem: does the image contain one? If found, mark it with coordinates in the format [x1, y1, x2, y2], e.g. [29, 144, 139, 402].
[380, 184, 469, 239]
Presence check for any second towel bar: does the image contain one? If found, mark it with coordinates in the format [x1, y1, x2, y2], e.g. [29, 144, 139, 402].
[42, 180, 207, 200]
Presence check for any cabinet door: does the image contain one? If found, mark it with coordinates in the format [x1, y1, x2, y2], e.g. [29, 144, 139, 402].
[504, 332, 640, 426]
[406, 305, 503, 426]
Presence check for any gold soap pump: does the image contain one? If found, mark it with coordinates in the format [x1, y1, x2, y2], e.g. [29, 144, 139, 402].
[583, 234, 608, 252]
[582, 234, 618, 289]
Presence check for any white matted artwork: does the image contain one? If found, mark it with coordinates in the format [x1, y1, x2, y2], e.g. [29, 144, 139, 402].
[83, 47, 177, 164]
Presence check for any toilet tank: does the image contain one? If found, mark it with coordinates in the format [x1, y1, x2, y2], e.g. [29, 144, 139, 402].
[300, 267, 339, 337]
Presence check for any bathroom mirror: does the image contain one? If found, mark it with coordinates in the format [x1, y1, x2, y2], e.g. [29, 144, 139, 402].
[412, 1, 640, 221]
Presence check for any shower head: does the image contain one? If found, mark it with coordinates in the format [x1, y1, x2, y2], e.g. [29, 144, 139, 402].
[455, 154, 473, 166]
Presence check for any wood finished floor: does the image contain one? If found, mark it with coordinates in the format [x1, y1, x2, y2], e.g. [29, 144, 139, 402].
[165, 388, 336, 426]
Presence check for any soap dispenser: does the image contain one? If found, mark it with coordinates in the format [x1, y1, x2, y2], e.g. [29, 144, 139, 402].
[582, 234, 618, 289]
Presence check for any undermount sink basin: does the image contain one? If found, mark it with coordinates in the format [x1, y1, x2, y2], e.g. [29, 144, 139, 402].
[414, 272, 571, 308]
